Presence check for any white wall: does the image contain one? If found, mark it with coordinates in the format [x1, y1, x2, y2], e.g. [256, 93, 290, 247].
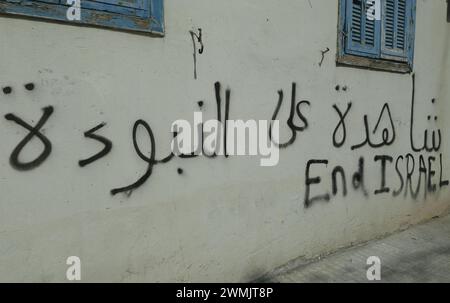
[0, 0, 449, 282]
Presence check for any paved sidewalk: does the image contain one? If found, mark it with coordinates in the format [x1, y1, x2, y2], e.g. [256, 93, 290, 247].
[264, 215, 450, 283]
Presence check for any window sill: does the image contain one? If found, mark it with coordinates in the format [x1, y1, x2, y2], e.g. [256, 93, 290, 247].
[336, 54, 412, 74]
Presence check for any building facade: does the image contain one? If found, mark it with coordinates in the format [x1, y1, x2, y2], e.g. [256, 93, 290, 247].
[0, 0, 449, 282]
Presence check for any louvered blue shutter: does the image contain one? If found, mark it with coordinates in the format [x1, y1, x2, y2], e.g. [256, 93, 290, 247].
[0, 0, 164, 34]
[345, 0, 381, 57]
[381, 0, 415, 65]
[35, 0, 61, 3]
[79, 0, 149, 18]
[94, 0, 146, 9]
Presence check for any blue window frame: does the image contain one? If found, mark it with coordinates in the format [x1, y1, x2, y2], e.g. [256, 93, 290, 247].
[0, 0, 164, 35]
[338, 0, 416, 72]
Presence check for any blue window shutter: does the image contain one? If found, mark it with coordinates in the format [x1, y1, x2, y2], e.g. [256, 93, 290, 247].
[381, 0, 407, 59]
[91, 1, 146, 10]
[0, 0, 164, 35]
[345, 0, 381, 57]
[79, 0, 149, 18]
[381, 0, 415, 65]
[36, 0, 61, 3]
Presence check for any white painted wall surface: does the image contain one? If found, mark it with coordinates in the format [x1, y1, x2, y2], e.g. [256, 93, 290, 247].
[0, 0, 449, 282]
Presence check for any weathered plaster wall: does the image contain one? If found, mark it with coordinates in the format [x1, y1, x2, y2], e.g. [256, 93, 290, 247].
[0, 0, 449, 282]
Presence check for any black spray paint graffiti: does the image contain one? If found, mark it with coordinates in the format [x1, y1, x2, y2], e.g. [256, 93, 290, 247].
[304, 74, 449, 208]
[2, 77, 448, 208]
[2, 82, 114, 171]
[409, 74, 441, 153]
[304, 160, 330, 208]
[110, 82, 233, 196]
[4, 106, 54, 171]
[305, 156, 369, 208]
[2, 82, 35, 95]
[332, 102, 352, 148]
[189, 28, 204, 80]
[205, 81, 231, 158]
[351, 103, 396, 150]
[304, 153, 448, 208]
[111, 120, 156, 196]
[111, 81, 310, 196]
[4, 106, 114, 171]
[388, 153, 449, 200]
[374, 155, 392, 195]
[269, 83, 310, 148]
[332, 102, 396, 150]
[78, 123, 113, 167]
